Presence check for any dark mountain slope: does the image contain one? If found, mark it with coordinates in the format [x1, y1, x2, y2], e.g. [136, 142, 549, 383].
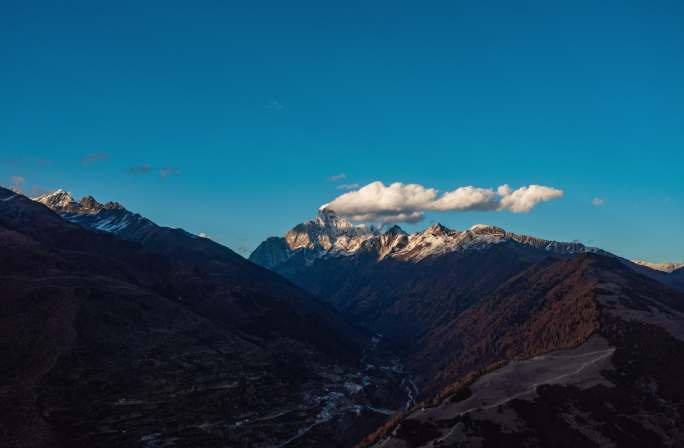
[272, 242, 551, 348]
[249, 211, 604, 354]
[671, 266, 684, 292]
[412, 255, 603, 396]
[33, 190, 343, 305]
[251, 212, 683, 398]
[0, 225, 271, 447]
[360, 254, 684, 447]
[412, 254, 684, 395]
[7, 188, 362, 357]
[628, 261, 684, 293]
[0, 188, 397, 448]
[248, 210, 684, 447]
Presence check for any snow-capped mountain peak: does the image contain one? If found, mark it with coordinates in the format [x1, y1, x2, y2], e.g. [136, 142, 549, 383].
[383, 224, 407, 236]
[468, 224, 506, 235]
[424, 223, 453, 236]
[32, 190, 150, 239]
[250, 210, 595, 267]
[316, 207, 355, 231]
[284, 208, 379, 253]
[33, 189, 76, 210]
[34, 189, 126, 215]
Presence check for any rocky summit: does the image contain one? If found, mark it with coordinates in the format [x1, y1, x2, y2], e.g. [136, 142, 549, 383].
[250, 209, 592, 268]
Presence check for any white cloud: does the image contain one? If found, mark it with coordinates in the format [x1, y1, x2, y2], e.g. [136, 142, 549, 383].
[592, 197, 606, 206]
[336, 183, 360, 190]
[497, 184, 565, 213]
[346, 211, 424, 224]
[431, 186, 499, 211]
[328, 173, 347, 181]
[320, 181, 564, 223]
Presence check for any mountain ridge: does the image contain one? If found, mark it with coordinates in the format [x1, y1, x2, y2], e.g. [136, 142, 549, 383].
[631, 259, 684, 273]
[248, 209, 684, 399]
[250, 209, 595, 268]
[6, 187, 684, 447]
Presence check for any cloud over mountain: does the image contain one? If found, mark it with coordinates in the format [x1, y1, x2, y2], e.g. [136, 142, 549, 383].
[320, 181, 564, 223]
[337, 183, 360, 190]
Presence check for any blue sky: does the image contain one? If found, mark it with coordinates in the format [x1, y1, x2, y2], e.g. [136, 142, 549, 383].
[2, 1, 683, 261]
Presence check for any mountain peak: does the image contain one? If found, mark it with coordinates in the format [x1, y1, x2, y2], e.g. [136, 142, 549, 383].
[281, 208, 378, 253]
[104, 201, 125, 210]
[34, 189, 76, 210]
[316, 207, 354, 230]
[384, 224, 407, 236]
[78, 195, 104, 212]
[424, 223, 452, 236]
[34, 190, 127, 215]
[252, 208, 596, 266]
[468, 224, 506, 235]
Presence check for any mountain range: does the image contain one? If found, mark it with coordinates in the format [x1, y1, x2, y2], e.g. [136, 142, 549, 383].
[359, 253, 684, 447]
[250, 208, 684, 446]
[2, 189, 682, 447]
[1, 188, 410, 448]
[250, 210, 683, 385]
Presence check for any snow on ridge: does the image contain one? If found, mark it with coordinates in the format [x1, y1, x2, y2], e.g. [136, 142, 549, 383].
[469, 224, 492, 231]
[284, 209, 379, 254]
[280, 210, 589, 263]
[631, 260, 684, 273]
[33, 188, 76, 208]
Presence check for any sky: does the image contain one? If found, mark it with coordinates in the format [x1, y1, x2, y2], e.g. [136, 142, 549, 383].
[2, 1, 683, 261]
